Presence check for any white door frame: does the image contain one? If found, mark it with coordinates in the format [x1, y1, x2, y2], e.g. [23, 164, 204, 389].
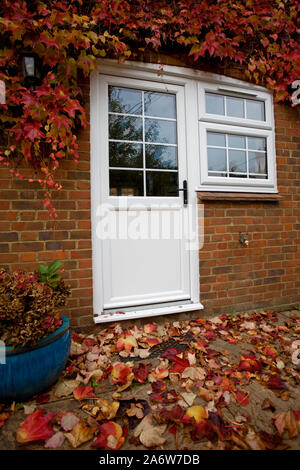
[90, 61, 202, 323]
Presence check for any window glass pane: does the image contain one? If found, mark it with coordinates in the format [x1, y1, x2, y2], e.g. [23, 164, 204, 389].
[248, 152, 267, 174]
[144, 92, 176, 119]
[229, 173, 247, 178]
[146, 171, 178, 196]
[207, 148, 227, 171]
[146, 145, 177, 169]
[109, 86, 142, 115]
[145, 119, 177, 144]
[208, 171, 228, 177]
[226, 96, 244, 118]
[205, 93, 225, 115]
[109, 115, 142, 141]
[228, 135, 246, 149]
[229, 150, 247, 172]
[248, 137, 266, 151]
[207, 132, 226, 147]
[109, 142, 143, 168]
[246, 100, 265, 121]
[109, 170, 143, 196]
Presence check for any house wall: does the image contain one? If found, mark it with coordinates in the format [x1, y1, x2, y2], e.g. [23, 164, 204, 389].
[0, 56, 299, 328]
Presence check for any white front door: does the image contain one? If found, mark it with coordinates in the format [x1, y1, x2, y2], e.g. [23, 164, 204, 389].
[91, 71, 202, 322]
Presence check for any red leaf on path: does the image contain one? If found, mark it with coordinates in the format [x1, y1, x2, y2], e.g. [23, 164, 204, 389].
[168, 424, 177, 434]
[151, 380, 166, 392]
[133, 363, 151, 383]
[73, 386, 97, 400]
[205, 331, 217, 340]
[264, 346, 279, 359]
[35, 393, 50, 404]
[238, 354, 262, 372]
[142, 337, 162, 347]
[191, 420, 214, 441]
[92, 422, 125, 450]
[267, 375, 287, 390]
[16, 409, 55, 444]
[169, 355, 190, 373]
[161, 347, 181, 360]
[0, 412, 10, 429]
[235, 390, 249, 406]
[160, 405, 184, 423]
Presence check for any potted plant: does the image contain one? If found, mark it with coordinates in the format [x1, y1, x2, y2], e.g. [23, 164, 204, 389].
[0, 261, 71, 402]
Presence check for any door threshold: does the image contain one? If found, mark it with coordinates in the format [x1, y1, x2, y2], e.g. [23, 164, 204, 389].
[94, 302, 204, 324]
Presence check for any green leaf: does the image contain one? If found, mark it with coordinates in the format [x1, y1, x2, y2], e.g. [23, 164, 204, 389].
[38, 264, 49, 275]
[48, 260, 64, 275]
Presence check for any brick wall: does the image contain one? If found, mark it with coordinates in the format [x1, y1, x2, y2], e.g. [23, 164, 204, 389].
[0, 58, 299, 329]
[198, 102, 300, 315]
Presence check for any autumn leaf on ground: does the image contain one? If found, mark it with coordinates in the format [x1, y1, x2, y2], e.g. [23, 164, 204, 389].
[92, 422, 125, 450]
[133, 363, 151, 383]
[264, 346, 279, 359]
[182, 405, 208, 424]
[266, 375, 287, 390]
[274, 410, 299, 438]
[64, 420, 96, 448]
[144, 323, 158, 334]
[181, 366, 206, 381]
[133, 414, 167, 448]
[54, 379, 80, 398]
[111, 362, 134, 391]
[60, 412, 80, 431]
[126, 403, 144, 419]
[73, 386, 97, 401]
[94, 399, 120, 421]
[238, 354, 262, 372]
[234, 389, 249, 407]
[16, 409, 56, 444]
[150, 360, 169, 381]
[117, 334, 138, 354]
[44, 431, 65, 449]
[0, 412, 10, 429]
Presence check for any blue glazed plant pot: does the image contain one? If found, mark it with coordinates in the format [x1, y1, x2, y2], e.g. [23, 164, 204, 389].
[0, 314, 71, 403]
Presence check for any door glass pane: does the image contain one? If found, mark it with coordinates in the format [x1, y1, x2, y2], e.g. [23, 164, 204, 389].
[145, 118, 177, 144]
[248, 152, 267, 174]
[146, 172, 178, 196]
[207, 148, 227, 171]
[109, 170, 143, 196]
[109, 115, 142, 141]
[205, 93, 225, 115]
[144, 92, 176, 118]
[229, 150, 247, 172]
[246, 100, 265, 121]
[146, 145, 177, 169]
[108, 86, 179, 197]
[227, 96, 244, 118]
[109, 86, 142, 115]
[109, 142, 143, 168]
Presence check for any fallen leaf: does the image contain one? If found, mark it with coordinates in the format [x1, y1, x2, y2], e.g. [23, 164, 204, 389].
[44, 431, 65, 449]
[274, 410, 298, 438]
[64, 420, 96, 448]
[16, 409, 55, 444]
[60, 412, 80, 431]
[134, 414, 167, 448]
[183, 405, 208, 424]
[73, 386, 97, 401]
[92, 422, 125, 450]
[54, 379, 80, 398]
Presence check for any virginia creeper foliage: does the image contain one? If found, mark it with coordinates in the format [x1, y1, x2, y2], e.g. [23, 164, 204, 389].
[0, 0, 299, 214]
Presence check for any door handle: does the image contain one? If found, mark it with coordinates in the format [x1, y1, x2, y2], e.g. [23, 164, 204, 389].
[177, 180, 188, 205]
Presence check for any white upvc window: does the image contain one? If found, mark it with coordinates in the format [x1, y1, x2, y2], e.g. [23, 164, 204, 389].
[198, 82, 276, 193]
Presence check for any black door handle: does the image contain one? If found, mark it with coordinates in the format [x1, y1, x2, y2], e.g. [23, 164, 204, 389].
[177, 180, 188, 205]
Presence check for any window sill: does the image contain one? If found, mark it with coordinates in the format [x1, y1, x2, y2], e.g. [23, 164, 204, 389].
[196, 191, 282, 202]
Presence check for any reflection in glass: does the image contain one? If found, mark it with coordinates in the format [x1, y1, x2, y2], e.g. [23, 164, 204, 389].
[246, 100, 265, 121]
[248, 151, 267, 174]
[207, 148, 227, 171]
[248, 137, 266, 151]
[229, 150, 247, 172]
[205, 93, 225, 115]
[146, 172, 178, 196]
[109, 115, 142, 141]
[227, 96, 244, 118]
[207, 132, 226, 147]
[108, 86, 142, 115]
[228, 135, 246, 149]
[109, 142, 143, 168]
[145, 119, 177, 144]
[144, 92, 176, 119]
[109, 170, 143, 196]
[146, 145, 177, 169]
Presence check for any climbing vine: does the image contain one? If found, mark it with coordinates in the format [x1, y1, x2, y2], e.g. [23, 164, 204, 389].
[0, 0, 299, 216]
